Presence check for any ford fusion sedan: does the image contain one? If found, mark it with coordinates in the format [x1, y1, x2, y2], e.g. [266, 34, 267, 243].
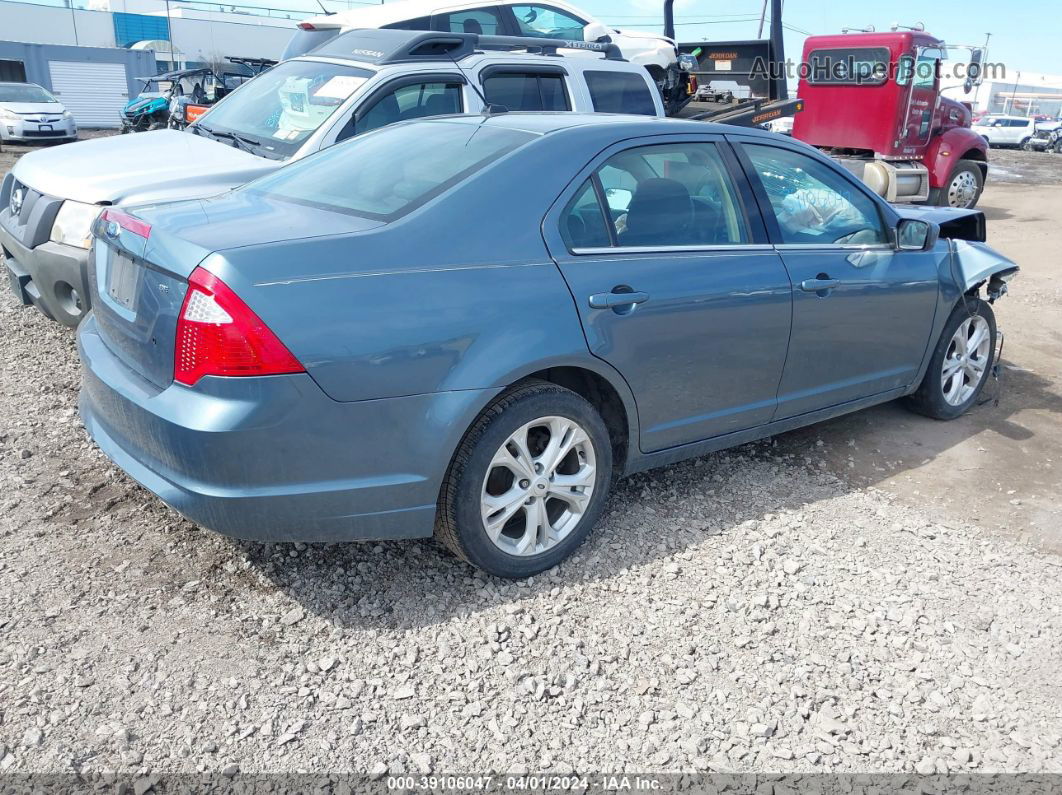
[78, 114, 1018, 578]
[0, 82, 77, 143]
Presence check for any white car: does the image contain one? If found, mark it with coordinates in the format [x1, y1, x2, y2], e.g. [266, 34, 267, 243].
[286, 0, 686, 111]
[762, 116, 794, 135]
[0, 82, 77, 143]
[971, 115, 1036, 148]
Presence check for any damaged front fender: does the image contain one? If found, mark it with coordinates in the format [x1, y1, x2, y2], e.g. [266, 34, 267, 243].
[951, 239, 1019, 300]
[892, 205, 1018, 299]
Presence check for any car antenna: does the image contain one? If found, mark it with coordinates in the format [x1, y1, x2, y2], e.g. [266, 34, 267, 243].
[445, 38, 507, 116]
[314, 0, 335, 15]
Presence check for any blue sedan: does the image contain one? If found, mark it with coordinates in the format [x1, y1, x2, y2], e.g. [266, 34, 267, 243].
[78, 113, 1017, 578]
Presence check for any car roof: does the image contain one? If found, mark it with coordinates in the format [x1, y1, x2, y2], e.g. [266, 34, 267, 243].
[403, 111, 766, 139]
[300, 0, 575, 29]
[301, 29, 638, 72]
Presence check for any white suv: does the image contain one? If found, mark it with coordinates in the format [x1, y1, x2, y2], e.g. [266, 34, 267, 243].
[1, 29, 663, 327]
[287, 0, 686, 111]
[971, 115, 1036, 148]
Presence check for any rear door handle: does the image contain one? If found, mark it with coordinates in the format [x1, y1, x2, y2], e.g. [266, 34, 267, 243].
[800, 278, 840, 292]
[589, 291, 649, 309]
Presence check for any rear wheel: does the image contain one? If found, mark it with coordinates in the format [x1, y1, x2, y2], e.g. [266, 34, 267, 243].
[436, 381, 613, 578]
[905, 298, 996, 420]
[929, 160, 983, 209]
[1019, 136, 1032, 150]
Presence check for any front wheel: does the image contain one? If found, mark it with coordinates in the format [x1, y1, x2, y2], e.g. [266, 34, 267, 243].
[929, 160, 984, 209]
[905, 298, 996, 420]
[436, 381, 613, 578]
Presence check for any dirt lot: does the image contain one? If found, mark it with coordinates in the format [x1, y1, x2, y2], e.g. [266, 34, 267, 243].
[1, 137, 1061, 784]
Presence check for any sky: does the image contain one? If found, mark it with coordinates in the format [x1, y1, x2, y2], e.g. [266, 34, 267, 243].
[294, 0, 1058, 78]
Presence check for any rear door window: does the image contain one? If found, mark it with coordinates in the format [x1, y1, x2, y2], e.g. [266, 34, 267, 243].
[508, 4, 586, 39]
[482, 71, 570, 111]
[561, 142, 751, 250]
[584, 71, 657, 116]
[434, 8, 504, 35]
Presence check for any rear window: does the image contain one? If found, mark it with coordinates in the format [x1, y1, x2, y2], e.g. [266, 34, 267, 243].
[280, 28, 342, 61]
[482, 72, 570, 111]
[245, 121, 535, 220]
[584, 71, 656, 116]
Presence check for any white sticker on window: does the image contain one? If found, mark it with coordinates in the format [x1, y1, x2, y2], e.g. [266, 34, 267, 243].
[313, 75, 366, 100]
[714, 60, 733, 71]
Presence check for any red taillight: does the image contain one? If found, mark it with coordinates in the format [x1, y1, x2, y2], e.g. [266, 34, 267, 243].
[298, 21, 316, 30]
[100, 207, 151, 239]
[174, 267, 304, 386]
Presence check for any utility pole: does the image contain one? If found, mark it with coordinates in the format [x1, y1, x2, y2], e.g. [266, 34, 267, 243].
[769, 0, 786, 100]
[66, 0, 79, 46]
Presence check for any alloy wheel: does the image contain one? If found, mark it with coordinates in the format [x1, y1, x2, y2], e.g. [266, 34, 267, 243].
[480, 416, 597, 556]
[941, 315, 991, 406]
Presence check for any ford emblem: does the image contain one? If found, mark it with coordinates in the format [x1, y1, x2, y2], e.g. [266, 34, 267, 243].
[9, 188, 24, 216]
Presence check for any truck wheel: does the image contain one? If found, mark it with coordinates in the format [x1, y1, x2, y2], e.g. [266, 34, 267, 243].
[436, 380, 613, 578]
[905, 298, 996, 420]
[929, 160, 983, 209]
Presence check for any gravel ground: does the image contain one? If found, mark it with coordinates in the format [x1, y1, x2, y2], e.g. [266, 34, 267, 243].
[1, 295, 1061, 781]
[2, 136, 1062, 785]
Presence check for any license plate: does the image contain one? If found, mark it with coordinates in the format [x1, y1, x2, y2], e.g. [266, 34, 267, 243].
[106, 252, 139, 310]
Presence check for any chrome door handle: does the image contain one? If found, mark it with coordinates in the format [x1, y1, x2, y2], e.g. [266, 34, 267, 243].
[588, 291, 649, 309]
[800, 278, 840, 292]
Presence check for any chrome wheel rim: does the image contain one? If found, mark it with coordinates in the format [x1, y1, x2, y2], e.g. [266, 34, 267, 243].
[947, 171, 978, 208]
[941, 315, 991, 406]
[480, 416, 596, 557]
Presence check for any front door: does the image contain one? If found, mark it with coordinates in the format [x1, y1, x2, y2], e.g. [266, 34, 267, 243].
[736, 139, 940, 418]
[897, 45, 944, 153]
[544, 137, 793, 452]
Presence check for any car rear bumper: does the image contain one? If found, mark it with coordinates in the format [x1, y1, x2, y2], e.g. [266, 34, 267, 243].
[0, 214, 89, 326]
[78, 312, 499, 542]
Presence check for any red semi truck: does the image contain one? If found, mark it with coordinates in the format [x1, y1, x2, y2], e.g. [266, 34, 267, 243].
[792, 30, 988, 209]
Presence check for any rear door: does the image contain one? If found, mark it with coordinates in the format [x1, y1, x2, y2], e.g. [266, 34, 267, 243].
[733, 137, 939, 418]
[542, 135, 793, 452]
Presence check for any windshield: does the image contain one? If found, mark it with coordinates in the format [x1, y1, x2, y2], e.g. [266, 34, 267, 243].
[245, 120, 535, 220]
[0, 83, 57, 103]
[194, 59, 372, 159]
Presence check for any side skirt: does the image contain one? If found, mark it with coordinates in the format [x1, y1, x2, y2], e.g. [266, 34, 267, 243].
[623, 387, 910, 476]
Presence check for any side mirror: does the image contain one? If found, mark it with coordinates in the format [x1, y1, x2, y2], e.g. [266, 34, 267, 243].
[583, 21, 610, 43]
[896, 218, 938, 251]
[964, 48, 984, 94]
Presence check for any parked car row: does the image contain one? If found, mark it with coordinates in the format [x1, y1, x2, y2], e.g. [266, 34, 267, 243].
[970, 114, 1062, 151]
[0, 30, 1020, 579]
[1, 29, 662, 327]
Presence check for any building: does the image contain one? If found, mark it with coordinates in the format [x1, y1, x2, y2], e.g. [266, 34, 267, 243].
[0, 0, 304, 127]
[942, 69, 1062, 118]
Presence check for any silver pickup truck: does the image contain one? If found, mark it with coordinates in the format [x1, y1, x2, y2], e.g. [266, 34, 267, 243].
[1, 29, 661, 326]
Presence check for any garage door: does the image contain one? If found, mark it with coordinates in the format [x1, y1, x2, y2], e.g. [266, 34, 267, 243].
[47, 61, 131, 128]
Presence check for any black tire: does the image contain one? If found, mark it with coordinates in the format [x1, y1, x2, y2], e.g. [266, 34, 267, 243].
[436, 380, 613, 578]
[928, 160, 984, 209]
[1018, 136, 1032, 150]
[905, 298, 996, 420]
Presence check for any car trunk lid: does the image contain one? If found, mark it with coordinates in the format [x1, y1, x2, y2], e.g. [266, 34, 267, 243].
[88, 195, 383, 391]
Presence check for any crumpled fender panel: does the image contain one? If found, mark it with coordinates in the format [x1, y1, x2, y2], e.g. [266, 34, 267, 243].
[893, 205, 1018, 293]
